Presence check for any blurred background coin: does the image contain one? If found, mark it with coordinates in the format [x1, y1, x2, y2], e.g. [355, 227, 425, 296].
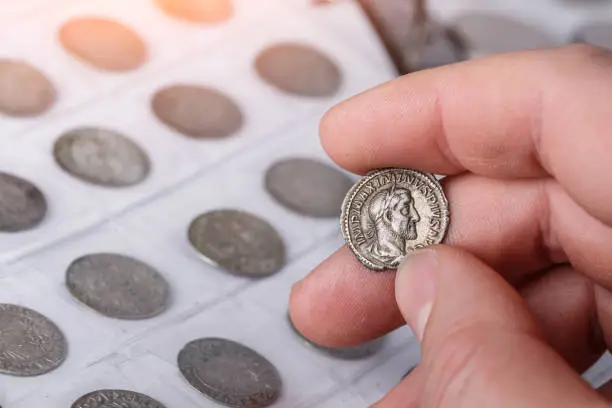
[155, 0, 234, 23]
[71, 390, 167, 408]
[0, 60, 56, 117]
[0, 172, 47, 233]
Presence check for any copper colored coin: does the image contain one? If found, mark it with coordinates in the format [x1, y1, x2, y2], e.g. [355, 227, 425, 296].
[0, 60, 55, 116]
[155, 0, 233, 23]
[152, 84, 243, 139]
[59, 17, 147, 71]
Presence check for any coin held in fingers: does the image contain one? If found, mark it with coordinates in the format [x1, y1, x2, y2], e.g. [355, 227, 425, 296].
[341, 168, 450, 271]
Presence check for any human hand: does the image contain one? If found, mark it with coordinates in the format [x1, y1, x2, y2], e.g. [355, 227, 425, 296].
[289, 44, 612, 407]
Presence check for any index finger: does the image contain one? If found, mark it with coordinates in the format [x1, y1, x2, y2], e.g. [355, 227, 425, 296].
[320, 44, 612, 224]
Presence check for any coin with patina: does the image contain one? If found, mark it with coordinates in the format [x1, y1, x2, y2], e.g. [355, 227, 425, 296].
[65, 253, 170, 320]
[265, 157, 353, 218]
[341, 168, 449, 271]
[155, 0, 233, 23]
[0, 172, 47, 233]
[54, 127, 150, 187]
[0, 59, 56, 117]
[188, 210, 285, 277]
[152, 84, 243, 139]
[71, 389, 167, 408]
[255, 43, 342, 97]
[0, 304, 67, 376]
[178, 337, 282, 408]
[287, 313, 383, 360]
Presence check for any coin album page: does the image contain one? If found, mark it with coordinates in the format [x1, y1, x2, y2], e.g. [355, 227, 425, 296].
[2, 0, 612, 407]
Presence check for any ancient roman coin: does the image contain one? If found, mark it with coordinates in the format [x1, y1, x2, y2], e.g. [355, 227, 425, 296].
[573, 22, 612, 50]
[53, 127, 150, 187]
[65, 253, 170, 320]
[287, 313, 384, 360]
[264, 158, 353, 218]
[58, 17, 147, 71]
[0, 172, 47, 233]
[71, 389, 167, 408]
[188, 209, 285, 277]
[155, 0, 233, 23]
[341, 168, 449, 271]
[255, 43, 342, 97]
[152, 84, 243, 139]
[178, 337, 282, 408]
[0, 60, 56, 116]
[0, 304, 67, 376]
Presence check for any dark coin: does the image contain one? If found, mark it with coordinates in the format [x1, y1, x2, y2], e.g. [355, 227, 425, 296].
[188, 209, 285, 277]
[287, 313, 383, 360]
[58, 17, 147, 72]
[65, 253, 171, 320]
[0, 172, 47, 233]
[178, 337, 282, 408]
[53, 127, 151, 187]
[573, 22, 612, 50]
[265, 158, 353, 218]
[155, 0, 233, 23]
[255, 43, 342, 97]
[152, 84, 243, 139]
[0, 304, 67, 377]
[0, 59, 55, 117]
[71, 389, 167, 408]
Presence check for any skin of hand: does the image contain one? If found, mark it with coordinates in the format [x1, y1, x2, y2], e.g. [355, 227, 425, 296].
[288, 44, 612, 407]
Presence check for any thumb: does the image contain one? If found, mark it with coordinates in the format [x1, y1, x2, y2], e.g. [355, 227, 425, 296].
[394, 245, 607, 408]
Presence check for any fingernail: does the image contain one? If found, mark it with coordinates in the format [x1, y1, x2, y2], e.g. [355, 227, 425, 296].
[396, 249, 437, 341]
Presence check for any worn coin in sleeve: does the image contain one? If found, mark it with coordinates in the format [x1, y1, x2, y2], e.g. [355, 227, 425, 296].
[70, 389, 167, 408]
[341, 168, 449, 271]
[0, 60, 56, 117]
[155, 0, 233, 23]
[0, 172, 47, 233]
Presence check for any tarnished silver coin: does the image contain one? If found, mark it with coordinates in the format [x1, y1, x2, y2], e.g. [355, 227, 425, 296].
[178, 337, 282, 408]
[71, 389, 167, 408]
[573, 22, 612, 50]
[59, 17, 147, 72]
[265, 157, 353, 218]
[287, 313, 384, 360]
[0, 172, 47, 233]
[188, 210, 285, 277]
[0, 304, 67, 376]
[53, 127, 150, 187]
[255, 43, 342, 97]
[341, 168, 449, 271]
[0, 59, 56, 117]
[65, 253, 170, 320]
[155, 0, 233, 23]
[152, 84, 243, 139]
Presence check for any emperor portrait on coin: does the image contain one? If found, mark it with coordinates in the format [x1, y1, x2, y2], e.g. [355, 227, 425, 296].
[341, 168, 450, 271]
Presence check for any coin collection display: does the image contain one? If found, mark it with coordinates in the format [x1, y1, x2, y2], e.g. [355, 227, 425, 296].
[2, 0, 612, 406]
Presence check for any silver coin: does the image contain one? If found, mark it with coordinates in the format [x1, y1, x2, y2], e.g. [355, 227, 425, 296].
[155, 0, 233, 23]
[71, 389, 167, 408]
[53, 127, 151, 187]
[341, 168, 449, 271]
[188, 210, 286, 277]
[65, 253, 171, 320]
[287, 313, 383, 360]
[0, 59, 56, 117]
[264, 158, 353, 218]
[255, 43, 342, 97]
[573, 22, 612, 50]
[59, 17, 147, 72]
[178, 337, 282, 408]
[0, 172, 47, 233]
[0, 304, 67, 377]
[152, 84, 243, 139]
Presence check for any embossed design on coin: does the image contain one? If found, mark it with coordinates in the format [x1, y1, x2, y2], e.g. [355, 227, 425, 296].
[188, 210, 285, 277]
[59, 17, 147, 71]
[54, 127, 150, 187]
[0, 172, 47, 233]
[255, 43, 342, 97]
[66, 253, 170, 320]
[287, 313, 383, 360]
[0, 59, 56, 116]
[0, 304, 67, 376]
[155, 0, 233, 23]
[71, 389, 167, 408]
[341, 168, 449, 271]
[152, 85, 243, 139]
[265, 157, 353, 218]
[178, 337, 282, 408]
